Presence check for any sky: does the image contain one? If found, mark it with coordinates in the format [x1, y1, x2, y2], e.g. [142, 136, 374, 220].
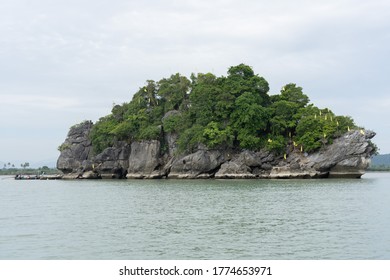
[1, 0, 389, 167]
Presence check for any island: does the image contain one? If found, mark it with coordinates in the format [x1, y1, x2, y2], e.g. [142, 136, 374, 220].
[57, 64, 377, 179]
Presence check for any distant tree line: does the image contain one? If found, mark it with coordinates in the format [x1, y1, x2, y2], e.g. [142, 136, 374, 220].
[368, 154, 390, 171]
[0, 164, 58, 175]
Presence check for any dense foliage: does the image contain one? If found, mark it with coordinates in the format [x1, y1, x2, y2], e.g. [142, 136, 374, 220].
[89, 64, 356, 155]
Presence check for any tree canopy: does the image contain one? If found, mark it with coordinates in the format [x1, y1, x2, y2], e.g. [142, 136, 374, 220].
[89, 64, 357, 155]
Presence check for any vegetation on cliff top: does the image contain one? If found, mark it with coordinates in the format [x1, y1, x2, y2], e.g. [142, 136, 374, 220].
[89, 64, 356, 155]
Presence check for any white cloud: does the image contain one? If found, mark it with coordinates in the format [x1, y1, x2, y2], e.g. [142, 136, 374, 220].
[0, 94, 80, 110]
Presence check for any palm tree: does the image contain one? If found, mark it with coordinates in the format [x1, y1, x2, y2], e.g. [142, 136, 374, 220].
[21, 162, 30, 170]
[144, 80, 158, 107]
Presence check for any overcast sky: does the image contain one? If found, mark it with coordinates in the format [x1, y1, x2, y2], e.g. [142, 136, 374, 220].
[1, 0, 389, 167]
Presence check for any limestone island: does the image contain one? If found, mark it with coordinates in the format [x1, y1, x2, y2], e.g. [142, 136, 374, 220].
[57, 64, 377, 179]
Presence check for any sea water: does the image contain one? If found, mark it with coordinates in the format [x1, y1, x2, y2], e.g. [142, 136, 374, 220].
[1, 173, 389, 259]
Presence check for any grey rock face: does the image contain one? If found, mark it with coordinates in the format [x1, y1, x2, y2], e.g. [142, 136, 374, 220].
[214, 149, 276, 178]
[308, 130, 376, 177]
[215, 161, 255, 178]
[162, 110, 181, 156]
[57, 122, 130, 178]
[328, 156, 371, 178]
[237, 150, 262, 167]
[92, 142, 130, 178]
[57, 121, 93, 173]
[81, 170, 101, 179]
[216, 130, 375, 179]
[214, 150, 258, 178]
[168, 150, 224, 178]
[127, 140, 163, 178]
[164, 132, 179, 157]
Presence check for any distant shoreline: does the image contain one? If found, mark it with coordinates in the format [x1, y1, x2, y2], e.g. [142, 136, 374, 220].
[367, 169, 390, 172]
[0, 168, 60, 176]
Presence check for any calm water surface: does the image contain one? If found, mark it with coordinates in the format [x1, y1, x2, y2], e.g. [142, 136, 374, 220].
[1, 173, 389, 259]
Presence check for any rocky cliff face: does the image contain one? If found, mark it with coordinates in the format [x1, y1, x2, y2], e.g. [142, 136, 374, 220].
[127, 140, 163, 179]
[168, 149, 225, 178]
[57, 121, 376, 179]
[57, 121, 93, 174]
[91, 142, 130, 179]
[308, 130, 376, 178]
[57, 121, 129, 179]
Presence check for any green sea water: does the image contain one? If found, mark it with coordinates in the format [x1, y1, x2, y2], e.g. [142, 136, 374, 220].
[1, 173, 389, 259]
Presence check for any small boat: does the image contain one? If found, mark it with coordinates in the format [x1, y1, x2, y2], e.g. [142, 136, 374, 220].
[14, 174, 40, 180]
[14, 174, 63, 180]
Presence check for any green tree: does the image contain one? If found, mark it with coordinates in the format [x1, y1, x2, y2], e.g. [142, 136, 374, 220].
[188, 73, 220, 126]
[231, 92, 270, 149]
[294, 106, 353, 152]
[227, 63, 255, 78]
[269, 100, 299, 136]
[110, 115, 140, 140]
[177, 124, 205, 153]
[89, 115, 119, 154]
[202, 121, 234, 148]
[335, 115, 356, 135]
[266, 135, 287, 155]
[280, 83, 309, 108]
[295, 117, 324, 152]
[137, 124, 161, 141]
[158, 73, 191, 112]
[225, 64, 270, 105]
[162, 113, 182, 133]
[21, 162, 29, 170]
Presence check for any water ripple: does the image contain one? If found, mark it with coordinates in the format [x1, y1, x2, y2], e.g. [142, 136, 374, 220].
[0, 174, 390, 259]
